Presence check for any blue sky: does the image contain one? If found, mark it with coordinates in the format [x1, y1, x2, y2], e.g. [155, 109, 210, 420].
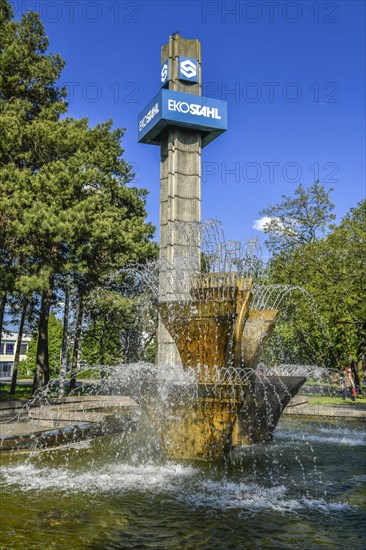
[12, 0, 365, 245]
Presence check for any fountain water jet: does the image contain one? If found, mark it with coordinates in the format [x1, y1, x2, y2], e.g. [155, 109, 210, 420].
[132, 243, 306, 460]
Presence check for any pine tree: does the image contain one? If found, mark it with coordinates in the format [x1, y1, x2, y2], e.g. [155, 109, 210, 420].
[0, 1, 156, 392]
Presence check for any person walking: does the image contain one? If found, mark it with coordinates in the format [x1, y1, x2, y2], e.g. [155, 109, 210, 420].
[350, 359, 361, 394]
[342, 367, 356, 402]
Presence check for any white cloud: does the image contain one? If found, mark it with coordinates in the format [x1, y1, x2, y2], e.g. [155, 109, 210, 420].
[252, 216, 272, 232]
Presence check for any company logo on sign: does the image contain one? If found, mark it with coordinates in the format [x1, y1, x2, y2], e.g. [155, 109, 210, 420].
[139, 102, 159, 132]
[180, 59, 196, 79]
[138, 90, 226, 147]
[178, 57, 198, 82]
[161, 59, 169, 86]
[167, 99, 221, 120]
[161, 64, 168, 81]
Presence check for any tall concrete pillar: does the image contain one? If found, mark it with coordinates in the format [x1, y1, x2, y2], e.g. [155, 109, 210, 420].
[158, 35, 202, 366]
[137, 34, 227, 367]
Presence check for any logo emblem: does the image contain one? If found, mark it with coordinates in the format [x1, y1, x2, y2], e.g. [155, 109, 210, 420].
[161, 59, 169, 86]
[161, 64, 168, 82]
[178, 57, 198, 83]
[180, 60, 196, 79]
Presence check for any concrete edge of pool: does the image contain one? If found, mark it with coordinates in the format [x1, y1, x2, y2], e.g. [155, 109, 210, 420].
[1, 395, 365, 452]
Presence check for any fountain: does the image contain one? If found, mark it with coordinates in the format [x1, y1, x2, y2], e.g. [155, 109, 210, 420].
[134, 33, 307, 461]
[113, 219, 301, 461]
[138, 269, 305, 460]
[1, 31, 364, 550]
[1, 32, 307, 460]
[144, 272, 251, 461]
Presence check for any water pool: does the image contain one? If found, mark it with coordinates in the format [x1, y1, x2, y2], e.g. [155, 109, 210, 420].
[1, 417, 365, 549]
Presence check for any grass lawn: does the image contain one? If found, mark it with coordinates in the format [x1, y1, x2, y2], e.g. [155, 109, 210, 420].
[307, 395, 366, 406]
[304, 379, 332, 386]
[0, 383, 33, 401]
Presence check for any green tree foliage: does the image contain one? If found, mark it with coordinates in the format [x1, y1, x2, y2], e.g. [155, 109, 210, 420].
[260, 182, 335, 255]
[0, 1, 65, 116]
[81, 290, 136, 367]
[263, 199, 366, 368]
[20, 312, 62, 377]
[0, 1, 156, 391]
[0, 0, 62, 331]
[0, 0, 67, 389]
[80, 272, 159, 368]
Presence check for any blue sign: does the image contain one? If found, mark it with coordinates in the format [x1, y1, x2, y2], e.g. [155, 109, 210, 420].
[178, 57, 198, 83]
[138, 91, 162, 140]
[138, 90, 227, 147]
[161, 58, 169, 87]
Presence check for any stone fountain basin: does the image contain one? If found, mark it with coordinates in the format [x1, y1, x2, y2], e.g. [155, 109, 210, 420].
[0, 396, 139, 452]
[139, 381, 248, 462]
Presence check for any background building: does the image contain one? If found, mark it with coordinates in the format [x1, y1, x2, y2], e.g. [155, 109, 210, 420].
[0, 333, 31, 379]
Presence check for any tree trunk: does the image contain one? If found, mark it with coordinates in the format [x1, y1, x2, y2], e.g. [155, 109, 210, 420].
[0, 293, 7, 340]
[356, 320, 366, 361]
[69, 293, 84, 393]
[356, 320, 366, 393]
[33, 282, 54, 393]
[100, 318, 106, 366]
[10, 300, 28, 395]
[99, 315, 108, 379]
[58, 274, 70, 398]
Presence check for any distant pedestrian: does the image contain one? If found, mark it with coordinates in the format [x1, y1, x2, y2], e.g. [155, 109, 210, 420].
[341, 367, 356, 402]
[350, 359, 361, 393]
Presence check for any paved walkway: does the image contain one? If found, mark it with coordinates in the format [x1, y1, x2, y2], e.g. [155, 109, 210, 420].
[0, 396, 139, 451]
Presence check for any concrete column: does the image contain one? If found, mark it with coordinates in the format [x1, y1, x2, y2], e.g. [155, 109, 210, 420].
[158, 35, 202, 366]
